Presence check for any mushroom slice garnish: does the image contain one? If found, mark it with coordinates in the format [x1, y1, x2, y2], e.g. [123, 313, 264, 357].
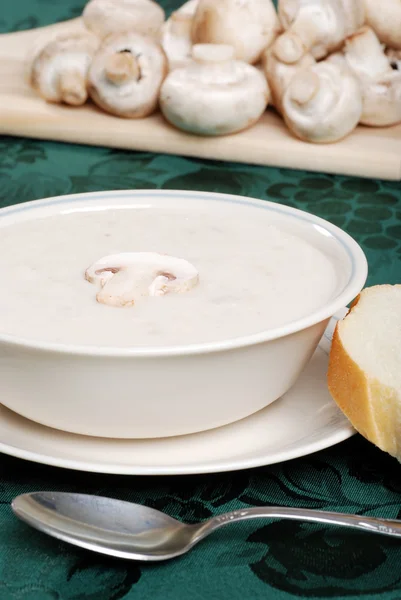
[281, 59, 363, 143]
[275, 0, 365, 64]
[85, 252, 199, 307]
[191, 0, 281, 64]
[262, 46, 315, 114]
[88, 32, 168, 118]
[363, 0, 401, 50]
[82, 0, 165, 39]
[160, 43, 270, 136]
[343, 26, 401, 126]
[31, 33, 99, 105]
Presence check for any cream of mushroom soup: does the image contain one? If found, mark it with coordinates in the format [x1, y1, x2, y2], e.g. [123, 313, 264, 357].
[0, 203, 339, 348]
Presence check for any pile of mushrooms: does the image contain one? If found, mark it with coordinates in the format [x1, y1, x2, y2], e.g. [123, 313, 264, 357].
[30, 0, 401, 143]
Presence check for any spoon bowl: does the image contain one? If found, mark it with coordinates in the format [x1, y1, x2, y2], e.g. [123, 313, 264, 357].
[12, 492, 401, 561]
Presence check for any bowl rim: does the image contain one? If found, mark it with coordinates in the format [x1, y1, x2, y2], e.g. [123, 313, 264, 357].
[0, 189, 368, 357]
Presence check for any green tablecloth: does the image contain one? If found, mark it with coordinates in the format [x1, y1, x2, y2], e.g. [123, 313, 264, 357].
[1, 2, 401, 598]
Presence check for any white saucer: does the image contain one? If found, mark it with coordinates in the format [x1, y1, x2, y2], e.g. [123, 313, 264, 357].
[0, 311, 353, 475]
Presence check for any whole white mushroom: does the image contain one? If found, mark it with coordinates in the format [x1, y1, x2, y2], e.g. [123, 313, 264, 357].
[31, 33, 99, 105]
[88, 32, 168, 118]
[343, 26, 401, 126]
[282, 59, 363, 142]
[160, 44, 270, 135]
[191, 0, 281, 64]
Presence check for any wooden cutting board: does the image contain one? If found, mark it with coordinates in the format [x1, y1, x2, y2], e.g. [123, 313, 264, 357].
[1, 18, 400, 180]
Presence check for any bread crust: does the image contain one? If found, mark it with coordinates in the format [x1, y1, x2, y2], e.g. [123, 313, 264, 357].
[328, 323, 378, 441]
[327, 288, 400, 459]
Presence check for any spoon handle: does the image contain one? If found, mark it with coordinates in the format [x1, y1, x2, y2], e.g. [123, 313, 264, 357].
[193, 507, 401, 543]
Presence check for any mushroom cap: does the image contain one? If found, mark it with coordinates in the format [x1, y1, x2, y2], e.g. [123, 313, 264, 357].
[339, 0, 365, 36]
[83, 0, 165, 39]
[160, 43, 270, 136]
[344, 27, 401, 126]
[88, 32, 168, 118]
[282, 60, 363, 143]
[262, 46, 315, 113]
[276, 0, 363, 63]
[191, 0, 281, 64]
[363, 0, 401, 50]
[31, 33, 99, 105]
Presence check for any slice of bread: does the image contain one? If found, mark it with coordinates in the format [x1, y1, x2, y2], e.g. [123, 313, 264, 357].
[328, 285, 401, 460]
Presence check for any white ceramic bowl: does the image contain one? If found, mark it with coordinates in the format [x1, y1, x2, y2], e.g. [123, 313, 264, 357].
[0, 190, 367, 438]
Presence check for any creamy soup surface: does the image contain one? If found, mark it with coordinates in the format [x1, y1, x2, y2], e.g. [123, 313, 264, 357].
[0, 206, 339, 347]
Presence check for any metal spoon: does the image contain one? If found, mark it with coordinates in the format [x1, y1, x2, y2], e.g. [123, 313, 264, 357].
[11, 492, 401, 562]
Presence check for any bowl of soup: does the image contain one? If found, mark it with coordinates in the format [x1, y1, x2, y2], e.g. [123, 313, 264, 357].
[0, 190, 367, 438]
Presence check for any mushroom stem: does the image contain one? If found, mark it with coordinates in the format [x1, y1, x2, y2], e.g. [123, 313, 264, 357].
[58, 71, 88, 106]
[345, 27, 390, 79]
[274, 14, 321, 64]
[273, 34, 305, 65]
[105, 51, 141, 84]
[289, 70, 320, 105]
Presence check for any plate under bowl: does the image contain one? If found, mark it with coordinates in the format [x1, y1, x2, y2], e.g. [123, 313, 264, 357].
[0, 311, 354, 474]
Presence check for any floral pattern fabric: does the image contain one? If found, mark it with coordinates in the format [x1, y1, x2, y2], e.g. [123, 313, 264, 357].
[1, 1, 401, 598]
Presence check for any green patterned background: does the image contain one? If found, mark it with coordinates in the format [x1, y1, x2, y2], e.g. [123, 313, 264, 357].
[1, 1, 401, 598]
